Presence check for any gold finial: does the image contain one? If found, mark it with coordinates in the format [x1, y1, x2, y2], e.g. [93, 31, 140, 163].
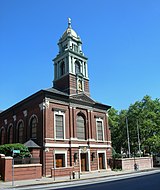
[68, 18, 71, 28]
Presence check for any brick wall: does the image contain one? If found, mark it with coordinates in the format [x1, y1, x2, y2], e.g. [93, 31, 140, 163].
[51, 167, 78, 178]
[114, 157, 153, 171]
[14, 164, 42, 181]
[90, 149, 98, 171]
[0, 154, 42, 181]
[0, 92, 44, 146]
[0, 155, 13, 181]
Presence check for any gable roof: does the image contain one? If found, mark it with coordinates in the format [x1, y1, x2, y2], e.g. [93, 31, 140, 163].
[0, 87, 111, 118]
[70, 93, 96, 104]
[43, 87, 111, 110]
[24, 139, 40, 148]
[44, 87, 68, 96]
[69, 93, 111, 110]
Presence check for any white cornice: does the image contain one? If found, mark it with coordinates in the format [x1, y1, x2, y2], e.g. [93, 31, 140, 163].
[44, 143, 111, 148]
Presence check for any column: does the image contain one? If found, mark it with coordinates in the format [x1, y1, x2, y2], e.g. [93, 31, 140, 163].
[72, 107, 76, 138]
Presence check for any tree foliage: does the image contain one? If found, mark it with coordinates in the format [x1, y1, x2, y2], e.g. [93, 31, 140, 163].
[0, 143, 30, 158]
[109, 95, 160, 156]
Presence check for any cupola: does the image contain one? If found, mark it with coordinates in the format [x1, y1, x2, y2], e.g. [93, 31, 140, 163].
[53, 18, 90, 96]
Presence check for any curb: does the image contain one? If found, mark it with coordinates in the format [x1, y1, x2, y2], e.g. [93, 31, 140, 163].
[1, 168, 160, 189]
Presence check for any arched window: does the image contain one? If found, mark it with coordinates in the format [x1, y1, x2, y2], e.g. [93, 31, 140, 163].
[8, 124, 13, 144]
[75, 61, 80, 74]
[54, 111, 65, 139]
[0, 128, 5, 145]
[96, 118, 104, 141]
[60, 61, 65, 76]
[77, 114, 86, 140]
[30, 116, 38, 139]
[17, 121, 24, 143]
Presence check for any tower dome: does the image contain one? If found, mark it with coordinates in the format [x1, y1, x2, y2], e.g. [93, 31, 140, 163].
[61, 18, 78, 39]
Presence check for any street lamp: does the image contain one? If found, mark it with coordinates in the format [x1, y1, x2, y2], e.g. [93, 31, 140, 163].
[136, 119, 141, 157]
[126, 117, 131, 158]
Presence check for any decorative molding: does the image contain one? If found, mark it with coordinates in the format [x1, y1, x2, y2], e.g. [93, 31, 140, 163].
[23, 110, 27, 117]
[70, 137, 78, 141]
[45, 143, 111, 148]
[88, 138, 96, 142]
[44, 98, 49, 108]
[13, 115, 16, 122]
[94, 115, 104, 119]
[52, 108, 66, 113]
[70, 138, 96, 142]
[45, 148, 50, 152]
[39, 98, 50, 111]
[39, 103, 43, 111]
[4, 119, 7, 125]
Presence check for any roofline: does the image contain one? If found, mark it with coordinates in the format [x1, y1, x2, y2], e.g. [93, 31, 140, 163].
[53, 49, 88, 62]
[94, 102, 111, 111]
[0, 90, 44, 116]
[0, 88, 111, 117]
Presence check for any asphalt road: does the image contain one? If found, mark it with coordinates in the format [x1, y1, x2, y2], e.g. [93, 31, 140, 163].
[62, 172, 160, 190]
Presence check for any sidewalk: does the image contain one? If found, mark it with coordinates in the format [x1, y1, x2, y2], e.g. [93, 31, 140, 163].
[0, 168, 159, 189]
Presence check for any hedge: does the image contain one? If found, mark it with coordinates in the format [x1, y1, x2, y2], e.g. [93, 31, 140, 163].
[0, 143, 31, 158]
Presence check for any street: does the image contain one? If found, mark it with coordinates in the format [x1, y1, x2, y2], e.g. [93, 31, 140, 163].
[62, 172, 160, 190]
[15, 170, 160, 190]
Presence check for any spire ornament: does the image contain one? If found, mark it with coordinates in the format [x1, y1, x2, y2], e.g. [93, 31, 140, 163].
[68, 18, 71, 28]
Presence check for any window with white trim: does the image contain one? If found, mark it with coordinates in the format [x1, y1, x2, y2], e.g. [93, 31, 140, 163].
[60, 61, 65, 76]
[75, 61, 81, 74]
[55, 154, 65, 167]
[77, 114, 86, 140]
[54, 150, 67, 168]
[54, 111, 65, 139]
[96, 118, 104, 141]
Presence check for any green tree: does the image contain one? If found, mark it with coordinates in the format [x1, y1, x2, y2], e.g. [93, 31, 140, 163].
[108, 108, 128, 154]
[127, 95, 160, 155]
[0, 143, 30, 158]
[109, 95, 160, 157]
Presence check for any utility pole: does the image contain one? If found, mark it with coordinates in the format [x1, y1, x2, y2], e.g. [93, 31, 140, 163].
[126, 117, 131, 158]
[137, 119, 141, 157]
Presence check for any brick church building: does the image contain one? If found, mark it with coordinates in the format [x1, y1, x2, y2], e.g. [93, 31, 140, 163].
[0, 19, 112, 177]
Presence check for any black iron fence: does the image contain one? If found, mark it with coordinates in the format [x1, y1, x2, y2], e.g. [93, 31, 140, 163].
[13, 157, 40, 165]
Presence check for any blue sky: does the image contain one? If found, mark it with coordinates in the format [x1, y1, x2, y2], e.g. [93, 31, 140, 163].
[1, 0, 160, 111]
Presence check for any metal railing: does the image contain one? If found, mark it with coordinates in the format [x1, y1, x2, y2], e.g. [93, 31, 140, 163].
[13, 157, 40, 165]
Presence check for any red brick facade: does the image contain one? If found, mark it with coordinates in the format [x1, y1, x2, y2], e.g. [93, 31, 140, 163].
[0, 20, 112, 178]
[0, 90, 112, 177]
[54, 74, 90, 96]
[0, 154, 42, 181]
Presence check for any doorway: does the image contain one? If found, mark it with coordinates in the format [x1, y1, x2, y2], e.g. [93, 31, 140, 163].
[98, 153, 105, 170]
[80, 153, 88, 172]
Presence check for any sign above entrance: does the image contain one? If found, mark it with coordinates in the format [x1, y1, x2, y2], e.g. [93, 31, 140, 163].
[79, 146, 90, 153]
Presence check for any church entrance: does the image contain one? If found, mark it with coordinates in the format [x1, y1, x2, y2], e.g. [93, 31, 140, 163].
[80, 153, 88, 172]
[98, 153, 105, 170]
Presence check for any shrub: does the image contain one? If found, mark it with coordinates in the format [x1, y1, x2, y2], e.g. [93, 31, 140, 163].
[112, 148, 122, 159]
[0, 143, 30, 158]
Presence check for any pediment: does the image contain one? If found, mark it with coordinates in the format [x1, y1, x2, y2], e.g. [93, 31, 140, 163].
[70, 93, 96, 104]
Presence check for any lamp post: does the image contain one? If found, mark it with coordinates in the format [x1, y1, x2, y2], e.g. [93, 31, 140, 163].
[136, 119, 141, 157]
[126, 117, 131, 158]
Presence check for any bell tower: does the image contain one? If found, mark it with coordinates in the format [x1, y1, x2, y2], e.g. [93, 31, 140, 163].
[53, 18, 90, 96]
